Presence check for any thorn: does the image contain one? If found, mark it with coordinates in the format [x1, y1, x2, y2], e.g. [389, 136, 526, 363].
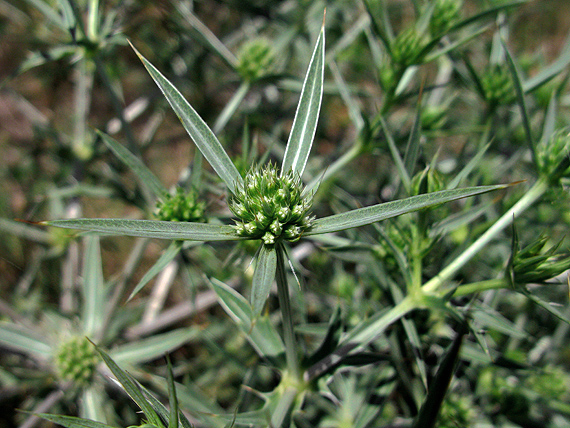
[15, 218, 45, 226]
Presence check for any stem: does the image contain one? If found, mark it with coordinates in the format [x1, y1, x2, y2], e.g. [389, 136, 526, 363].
[451, 278, 507, 298]
[422, 177, 549, 294]
[275, 244, 300, 378]
[270, 386, 298, 428]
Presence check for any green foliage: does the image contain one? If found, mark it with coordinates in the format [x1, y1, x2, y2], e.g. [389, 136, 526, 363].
[3, 1, 570, 427]
[481, 65, 517, 106]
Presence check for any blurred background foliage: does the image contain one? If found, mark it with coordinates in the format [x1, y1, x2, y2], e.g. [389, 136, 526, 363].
[1, 0, 570, 427]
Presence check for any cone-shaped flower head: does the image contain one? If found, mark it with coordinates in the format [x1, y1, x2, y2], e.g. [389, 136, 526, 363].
[229, 163, 314, 246]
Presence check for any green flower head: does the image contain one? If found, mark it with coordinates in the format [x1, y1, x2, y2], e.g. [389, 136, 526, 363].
[155, 187, 206, 223]
[229, 163, 314, 246]
[54, 336, 99, 386]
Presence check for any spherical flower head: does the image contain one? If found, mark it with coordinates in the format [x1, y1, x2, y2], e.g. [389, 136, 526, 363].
[54, 336, 99, 386]
[236, 38, 276, 82]
[229, 164, 314, 246]
[481, 66, 516, 106]
[536, 128, 570, 181]
[429, 0, 462, 36]
[392, 27, 428, 68]
[155, 187, 206, 223]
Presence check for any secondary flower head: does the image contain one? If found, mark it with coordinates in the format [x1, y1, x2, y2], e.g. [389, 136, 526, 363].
[229, 163, 314, 246]
[54, 336, 99, 386]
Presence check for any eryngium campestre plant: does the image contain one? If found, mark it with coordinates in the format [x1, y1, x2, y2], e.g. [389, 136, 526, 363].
[229, 164, 314, 245]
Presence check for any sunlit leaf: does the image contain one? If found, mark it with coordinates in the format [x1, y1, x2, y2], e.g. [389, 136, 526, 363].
[281, 20, 325, 177]
[44, 219, 240, 241]
[308, 184, 509, 235]
[251, 245, 277, 316]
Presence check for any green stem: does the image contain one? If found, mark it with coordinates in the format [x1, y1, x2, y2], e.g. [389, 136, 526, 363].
[451, 278, 507, 298]
[213, 81, 250, 134]
[422, 177, 549, 294]
[270, 386, 298, 428]
[275, 244, 300, 379]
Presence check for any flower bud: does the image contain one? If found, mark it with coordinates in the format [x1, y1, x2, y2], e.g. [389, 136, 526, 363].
[229, 163, 314, 246]
[536, 128, 570, 181]
[155, 187, 206, 223]
[54, 336, 99, 386]
[236, 38, 276, 82]
[481, 66, 516, 106]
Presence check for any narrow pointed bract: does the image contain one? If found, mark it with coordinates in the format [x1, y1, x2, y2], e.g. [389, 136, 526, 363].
[281, 22, 325, 177]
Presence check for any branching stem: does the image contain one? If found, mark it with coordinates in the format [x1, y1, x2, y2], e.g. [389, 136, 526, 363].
[422, 177, 549, 294]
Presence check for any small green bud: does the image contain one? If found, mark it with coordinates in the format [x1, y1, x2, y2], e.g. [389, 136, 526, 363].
[410, 167, 446, 196]
[481, 66, 516, 106]
[509, 234, 570, 286]
[391, 27, 428, 67]
[229, 163, 313, 246]
[236, 38, 276, 82]
[155, 187, 206, 223]
[429, 0, 462, 37]
[54, 336, 99, 386]
[536, 128, 570, 181]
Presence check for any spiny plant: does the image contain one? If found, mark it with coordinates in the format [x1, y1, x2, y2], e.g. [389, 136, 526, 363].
[41, 13, 512, 427]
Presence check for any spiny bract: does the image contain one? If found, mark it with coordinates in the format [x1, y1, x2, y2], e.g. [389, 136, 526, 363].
[229, 164, 314, 246]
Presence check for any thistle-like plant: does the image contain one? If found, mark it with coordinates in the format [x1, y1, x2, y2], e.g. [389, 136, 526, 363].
[43, 19, 508, 421]
[45, 19, 505, 314]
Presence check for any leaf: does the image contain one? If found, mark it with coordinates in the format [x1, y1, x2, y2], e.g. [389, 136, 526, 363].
[128, 241, 182, 301]
[412, 323, 468, 428]
[380, 116, 411, 191]
[210, 278, 253, 330]
[130, 42, 243, 194]
[35, 413, 117, 428]
[95, 345, 163, 426]
[281, 19, 325, 177]
[80, 386, 107, 424]
[0, 322, 52, 359]
[0, 218, 51, 243]
[503, 40, 536, 165]
[403, 102, 422, 182]
[307, 184, 509, 235]
[82, 236, 106, 338]
[98, 131, 166, 200]
[523, 31, 570, 93]
[211, 278, 285, 361]
[23, 0, 65, 29]
[109, 327, 200, 365]
[43, 219, 240, 241]
[166, 358, 179, 428]
[251, 246, 277, 316]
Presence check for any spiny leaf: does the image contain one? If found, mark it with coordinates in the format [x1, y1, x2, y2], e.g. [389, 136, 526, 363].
[281, 19, 325, 177]
[130, 42, 243, 194]
[98, 130, 166, 200]
[307, 184, 509, 235]
[43, 219, 240, 241]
